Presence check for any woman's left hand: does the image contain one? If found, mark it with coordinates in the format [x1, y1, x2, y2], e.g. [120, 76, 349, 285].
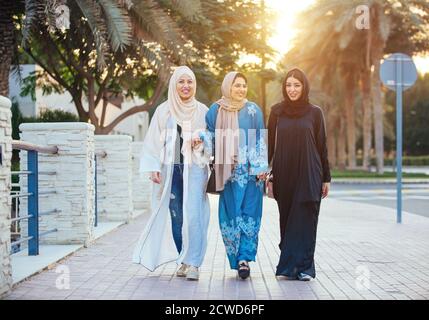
[322, 182, 330, 199]
[192, 137, 203, 149]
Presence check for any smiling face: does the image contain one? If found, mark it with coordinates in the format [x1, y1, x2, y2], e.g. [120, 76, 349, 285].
[285, 76, 303, 101]
[176, 74, 195, 101]
[230, 76, 248, 102]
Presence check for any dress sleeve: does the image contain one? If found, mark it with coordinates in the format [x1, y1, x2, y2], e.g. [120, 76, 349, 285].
[315, 107, 331, 183]
[139, 106, 164, 174]
[248, 104, 268, 176]
[267, 109, 278, 167]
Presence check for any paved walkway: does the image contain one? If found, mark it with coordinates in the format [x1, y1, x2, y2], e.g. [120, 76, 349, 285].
[3, 195, 429, 300]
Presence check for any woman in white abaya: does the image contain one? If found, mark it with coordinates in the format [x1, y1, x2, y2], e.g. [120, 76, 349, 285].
[132, 66, 210, 280]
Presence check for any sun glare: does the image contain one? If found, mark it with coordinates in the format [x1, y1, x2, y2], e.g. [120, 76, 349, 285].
[414, 55, 429, 75]
[238, 0, 315, 68]
[266, 0, 315, 58]
[265, 0, 429, 74]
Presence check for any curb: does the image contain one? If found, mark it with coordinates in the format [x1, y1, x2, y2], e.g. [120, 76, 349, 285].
[332, 179, 429, 184]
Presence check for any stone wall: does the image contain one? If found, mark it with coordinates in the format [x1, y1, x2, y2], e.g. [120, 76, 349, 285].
[131, 142, 151, 219]
[19, 123, 95, 246]
[94, 135, 133, 223]
[0, 96, 13, 297]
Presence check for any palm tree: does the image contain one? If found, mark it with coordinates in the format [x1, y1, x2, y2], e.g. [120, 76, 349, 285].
[0, 0, 204, 133]
[0, 0, 134, 94]
[295, 0, 383, 171]
[281, 0, 359, 170]
[2, 1, 272, 133]
[282, 0, 429, 172]
[342, 60, 358, 169]
[0, 1, 23, 96]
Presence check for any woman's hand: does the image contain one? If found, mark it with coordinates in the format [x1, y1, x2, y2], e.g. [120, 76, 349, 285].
[150, 171, 161, 184]
[322, 182, 330, 199]
[191, 137, 203, 149]
[257, 172, 268, 181]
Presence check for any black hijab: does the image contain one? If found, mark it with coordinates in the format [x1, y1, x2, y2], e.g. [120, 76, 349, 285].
[276, 68, 312, 118]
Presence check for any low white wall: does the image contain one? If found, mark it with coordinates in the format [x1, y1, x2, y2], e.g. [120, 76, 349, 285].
[131, 142, 151, 219]
[94, 135, 133, 223]
[19, 122, 95, 247]
[0, 96, 13, 297]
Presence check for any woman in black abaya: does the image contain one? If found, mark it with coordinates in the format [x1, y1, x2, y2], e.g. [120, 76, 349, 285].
[267, 68, 331, 281]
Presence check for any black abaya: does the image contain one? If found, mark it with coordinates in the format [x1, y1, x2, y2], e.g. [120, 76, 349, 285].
[268, 103, 331, 278]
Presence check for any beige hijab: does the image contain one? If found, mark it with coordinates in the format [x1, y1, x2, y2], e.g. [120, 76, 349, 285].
[167, 66, 207, 164]
[168, 66, 199, 128]
[214, 71, 248, 191]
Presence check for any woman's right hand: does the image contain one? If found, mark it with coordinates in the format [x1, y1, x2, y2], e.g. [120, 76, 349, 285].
[150, 171, 161, 184]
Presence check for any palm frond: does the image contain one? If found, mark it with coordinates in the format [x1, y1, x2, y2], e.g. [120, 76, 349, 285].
[377, 4, 391, 42]
[139, 41, 175, 84]
[45, 0, 65, 33]
[75, 0, 110, 69]
[21, 0, 46, 48]
[334, 6, 355, 33]
[131, 0, 193, 65]
[117, 0, 134, 10]
[163, 0, 203, 22]
[98, 0, 132, 52]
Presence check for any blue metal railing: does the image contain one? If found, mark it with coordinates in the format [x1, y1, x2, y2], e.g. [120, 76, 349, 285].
[10, 141, 58, 256]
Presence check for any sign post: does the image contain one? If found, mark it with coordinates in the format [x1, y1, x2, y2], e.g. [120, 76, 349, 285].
[380, 53, 417, 223]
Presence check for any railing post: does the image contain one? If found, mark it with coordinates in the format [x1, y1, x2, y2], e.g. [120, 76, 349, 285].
[27, 150, 39, 255]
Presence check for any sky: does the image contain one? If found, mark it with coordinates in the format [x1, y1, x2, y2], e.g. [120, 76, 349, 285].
[265, 0, 429, 74]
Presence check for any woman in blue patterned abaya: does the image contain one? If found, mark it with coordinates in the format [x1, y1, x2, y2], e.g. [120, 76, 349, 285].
[132, 66, 211, 281]
[205, 72, 268, 280]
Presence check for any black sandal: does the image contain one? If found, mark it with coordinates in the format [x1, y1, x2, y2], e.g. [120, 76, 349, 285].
[238, 261, 250, 280]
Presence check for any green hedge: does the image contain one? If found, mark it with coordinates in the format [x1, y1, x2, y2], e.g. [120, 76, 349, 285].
[12, 101, 79, 140]
[332, 169, 428, 179]
[356, 156, 429, 166]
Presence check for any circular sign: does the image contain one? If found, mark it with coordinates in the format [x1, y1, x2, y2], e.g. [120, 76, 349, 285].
[380, 53, 418, 91]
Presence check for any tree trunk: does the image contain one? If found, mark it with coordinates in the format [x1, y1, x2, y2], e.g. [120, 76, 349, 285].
[360, 71, 373, 171]
[0, 61, 11, 97]
[326, 111, 337, 169]
[100, 80, 165, 134]
[370, 6, 386, 174]
[337, 115, 347, 170]
[345, 79, 357, 169]
[260, 76, 267, 123]
[0, 3, 15, 97]
[372, 58, 384, 174]
[71, 91, 89, 123]
[87, 77, 100, 132]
